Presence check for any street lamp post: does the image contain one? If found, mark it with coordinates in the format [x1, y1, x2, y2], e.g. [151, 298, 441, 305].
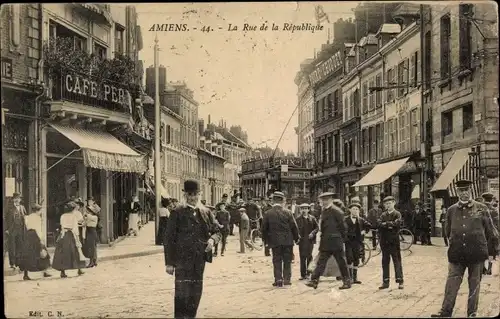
[154, 35, 162, 245]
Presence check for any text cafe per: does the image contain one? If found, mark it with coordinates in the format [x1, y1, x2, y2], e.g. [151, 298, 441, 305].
[309, 51, 343, 86]
[63, 73, 131, 107]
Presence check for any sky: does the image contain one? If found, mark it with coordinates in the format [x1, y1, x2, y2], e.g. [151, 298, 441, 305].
[136, 2, 357, 153]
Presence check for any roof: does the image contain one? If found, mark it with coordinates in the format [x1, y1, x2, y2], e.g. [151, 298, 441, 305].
[377, 23, 402, 36]
[358, 34, 377, 46]
[210, 125, 250, 148]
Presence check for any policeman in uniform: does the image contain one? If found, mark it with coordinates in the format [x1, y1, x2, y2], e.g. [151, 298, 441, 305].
[432, 180, 499, 318]
[378, 196, 404, 290]
[482, 191, 499, 275]
[262, 191, 300, 287]
[165, 180, 221, 318]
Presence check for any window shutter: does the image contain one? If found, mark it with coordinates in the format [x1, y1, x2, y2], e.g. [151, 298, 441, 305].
[416, 51, 420, 87]
[386, 69, 391, 103]
[410, 53, 415, 87]
[406, 112, 411, 153]
[384, 121, 389, 158]
[393, 117, 399, 155]
[405, 58, 410, 94]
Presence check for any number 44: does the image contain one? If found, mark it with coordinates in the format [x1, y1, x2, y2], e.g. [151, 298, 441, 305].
[201, 26, 212, 33]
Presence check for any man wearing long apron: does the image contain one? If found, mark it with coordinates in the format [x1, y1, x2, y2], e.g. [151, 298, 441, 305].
[431, 180, 499, 318]
[165, 180, 221, 318]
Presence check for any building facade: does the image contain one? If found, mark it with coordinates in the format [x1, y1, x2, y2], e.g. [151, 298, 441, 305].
[428, 2, 499, 225]
[348, 19, 424, 214]
[295, 58, 315, 168]
[160, 106, 182, 200]
[162, 82, 199, 182]
[198, 119, 226, 205]
[2, 4, 43, 217]
[14, 4, 148, 245]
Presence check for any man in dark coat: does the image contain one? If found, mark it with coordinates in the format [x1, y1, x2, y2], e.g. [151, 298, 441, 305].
[345, 202, 371, 284]
[4, 192, 27, 269]
[481, 191, 499, 275]
[378, 196, 404, 290]
[261, 197, 273, 257]
[225, 194, 239, 236]
[306, 192, 351, 290]
[296, 203, 319, 280]
[261, 191, 300, 287]
[165, 180, 221, 318]
[421, 210, 433, 245]
[214, 202, 231, 257]
[432, 180, 499, 318]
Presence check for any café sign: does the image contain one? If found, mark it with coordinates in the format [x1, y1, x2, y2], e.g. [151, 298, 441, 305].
[309, 51, 343, 86]
[63, 73, 132, 109]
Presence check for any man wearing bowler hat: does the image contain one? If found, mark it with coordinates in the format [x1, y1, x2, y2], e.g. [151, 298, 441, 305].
[306, 192, 351, 290]
[164, 179, 221, 318]
[431, 180, 499, 318]
[377, 195, 405, 290]
[262, 191, 300, 287]
[4, 192, 27, 269]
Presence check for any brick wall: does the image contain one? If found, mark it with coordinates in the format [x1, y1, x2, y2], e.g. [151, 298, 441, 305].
[1, 4, 41, 86]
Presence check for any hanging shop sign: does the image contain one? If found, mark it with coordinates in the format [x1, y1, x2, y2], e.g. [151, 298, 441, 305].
[1, 58, 13, 80]
[62, 72, 132, 111]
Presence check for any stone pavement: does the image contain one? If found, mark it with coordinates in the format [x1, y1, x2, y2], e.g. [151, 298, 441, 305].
[4, 233, 500, 318]
[3, 222, 163, 277]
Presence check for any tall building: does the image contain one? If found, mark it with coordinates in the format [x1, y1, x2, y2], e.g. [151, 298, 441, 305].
[161, 81, 199, 181]
[207, 117, 250, 198]
[309, 18, 356, 201]
[294, 58, 315, 169]
[3, 4, 148, 245]
[198, 118, 226, 205]
[427, 3, 499, 213]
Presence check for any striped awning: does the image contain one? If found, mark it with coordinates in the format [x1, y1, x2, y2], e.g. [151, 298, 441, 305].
[431, 147, 481, 199]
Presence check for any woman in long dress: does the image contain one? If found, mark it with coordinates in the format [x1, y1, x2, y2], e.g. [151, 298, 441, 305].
[82, 208, 99, 268]
[52, 201, 86, 278]
[19, 204, 52, 280]
[128, 196, 141, 236]
[156, 197, 170, 245]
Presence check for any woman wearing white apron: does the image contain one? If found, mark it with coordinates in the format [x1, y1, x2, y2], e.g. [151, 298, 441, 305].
[128, 196, 141, 236]
[52, 201, 86, 278]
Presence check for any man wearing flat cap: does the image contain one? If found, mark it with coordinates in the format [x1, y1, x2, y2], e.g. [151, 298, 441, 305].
[165, 179, 221, 318]
[377, 195, 405, 290]
[262, 191, 300, 287]
[481, 191, 499, 275]
[296, 203, 319, 280]
[260, 197, 273, 257]
[306, 192, 351, 290]
[4, 192, 27, 269]
[432, 180, 499, 318]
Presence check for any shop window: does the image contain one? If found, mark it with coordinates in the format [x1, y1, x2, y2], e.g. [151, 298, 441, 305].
[463, 103, 473, 131]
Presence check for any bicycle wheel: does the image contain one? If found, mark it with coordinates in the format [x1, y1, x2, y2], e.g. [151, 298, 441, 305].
[399, 228, 414, 251]
[359, 242, 371, 267]
[250, 229, 263, 246]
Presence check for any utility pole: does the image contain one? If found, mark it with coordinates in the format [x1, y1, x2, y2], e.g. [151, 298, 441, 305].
[154, 34, 162, 245]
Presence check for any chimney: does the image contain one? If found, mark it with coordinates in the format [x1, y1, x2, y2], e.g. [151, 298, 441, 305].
[224, 120, 226, 129]
[145, 65, 167, 97]
[208, 114, 211, 125]
[198, 119, 205, 135]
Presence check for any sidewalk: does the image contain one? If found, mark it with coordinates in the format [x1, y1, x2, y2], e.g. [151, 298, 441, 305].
[3, 222, 163, 277]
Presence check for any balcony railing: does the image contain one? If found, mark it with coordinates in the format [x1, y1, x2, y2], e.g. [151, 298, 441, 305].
[51, 71, 133, 114]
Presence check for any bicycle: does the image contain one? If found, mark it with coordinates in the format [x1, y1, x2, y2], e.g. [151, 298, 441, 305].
[249, 218, 263, 251]
[362, 228, 414, 264]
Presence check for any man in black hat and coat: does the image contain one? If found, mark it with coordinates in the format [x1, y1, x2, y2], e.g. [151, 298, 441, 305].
[481, 191, 498, 276]
[165, 179, 221, 318]
[378, 196, 404, 290]
[431, 180, 499, 318]
[4, 192, 27, 269]
[262, 191, 300, 287]
[306, 192, 351, 290]
[296, 203, 319, 280]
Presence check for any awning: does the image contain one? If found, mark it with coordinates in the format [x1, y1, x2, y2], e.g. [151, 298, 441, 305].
[430, 147, 480, 199]
[353, 157, 410, 187]
[50, 123, 147, 173]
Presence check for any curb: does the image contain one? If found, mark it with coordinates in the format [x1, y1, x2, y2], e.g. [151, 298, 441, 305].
[3, 247, 164, 277]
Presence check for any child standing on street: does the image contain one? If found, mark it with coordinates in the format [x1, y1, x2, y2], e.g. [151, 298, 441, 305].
[344, 202, 370, 284]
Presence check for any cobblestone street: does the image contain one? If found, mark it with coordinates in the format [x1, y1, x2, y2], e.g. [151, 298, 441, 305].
[4, 236, 499, 318]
